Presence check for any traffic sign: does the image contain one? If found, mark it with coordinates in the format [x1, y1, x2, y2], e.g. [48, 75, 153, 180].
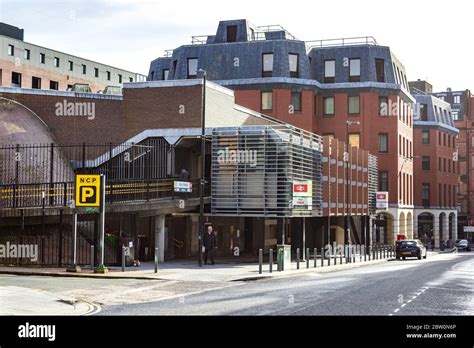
[75, 174, 101, 207]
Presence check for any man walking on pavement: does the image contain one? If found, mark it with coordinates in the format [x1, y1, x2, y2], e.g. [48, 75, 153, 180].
[203, 225, 217, 265]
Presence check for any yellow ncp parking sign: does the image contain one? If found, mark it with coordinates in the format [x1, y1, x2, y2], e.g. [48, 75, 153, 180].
[75, 175, 101, 207]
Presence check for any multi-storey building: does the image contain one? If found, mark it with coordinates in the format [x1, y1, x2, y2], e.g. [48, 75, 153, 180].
[148, 19, 415, 244]
[432, 87, 474, 240]
[409, 83, 459, 247]
[0, 22, 146, 93]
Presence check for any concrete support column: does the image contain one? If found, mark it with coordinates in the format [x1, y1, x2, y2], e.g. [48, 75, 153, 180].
[433, 214, 440, 249]
[442, 214, 449, 243]
[453, 214, 458, 241]
[413, 214, 418, 239]
[155, 214, 165, 263]
[190, 215, 199, 257]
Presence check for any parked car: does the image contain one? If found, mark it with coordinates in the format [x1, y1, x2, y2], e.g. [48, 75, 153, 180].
[396, 239, 427, 260]
[455, 239, 472, 252]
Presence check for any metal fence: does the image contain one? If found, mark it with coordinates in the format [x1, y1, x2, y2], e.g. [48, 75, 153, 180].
[0, 138, 172, 186]
[0, 212, 117, 266]
[0, 139, 188, 209]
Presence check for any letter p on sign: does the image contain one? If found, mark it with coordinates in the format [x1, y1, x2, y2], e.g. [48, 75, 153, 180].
[75, 175, 101, 207]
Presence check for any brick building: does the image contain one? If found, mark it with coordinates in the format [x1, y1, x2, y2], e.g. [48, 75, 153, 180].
[0, 79, 377, 264]
[0, 22, 146, 93]
[148, 19, 415, 244]
[432, 87, 474, 240]
[409, 83, 459, 247]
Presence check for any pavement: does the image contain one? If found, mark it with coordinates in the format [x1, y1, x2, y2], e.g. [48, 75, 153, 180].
[0, 250, 467, 316]
[98, 251, 474, 316]
[0, 252, 400, 282]
[0, 286, 100, 315]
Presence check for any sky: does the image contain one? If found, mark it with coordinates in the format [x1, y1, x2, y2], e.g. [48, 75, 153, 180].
[0, 0, 472, 92]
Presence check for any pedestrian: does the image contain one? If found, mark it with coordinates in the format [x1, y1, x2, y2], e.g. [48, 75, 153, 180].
[203, 225, 217, 265]
[179, 168, 190, 180]
[430, 236, 435, 251]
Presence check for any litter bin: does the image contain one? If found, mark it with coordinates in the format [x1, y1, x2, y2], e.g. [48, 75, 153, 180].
[277, 244, 291, 271]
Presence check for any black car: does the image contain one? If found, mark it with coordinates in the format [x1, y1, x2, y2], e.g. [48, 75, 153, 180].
[455, 239, 472, 251]
[396, 239, 427, 260]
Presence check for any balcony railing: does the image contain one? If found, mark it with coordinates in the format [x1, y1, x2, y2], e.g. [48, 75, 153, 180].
[306, 36, 378, 51]
[0, 178, 208, 209]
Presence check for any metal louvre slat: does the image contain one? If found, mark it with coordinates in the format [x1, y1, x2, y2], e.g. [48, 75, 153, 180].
[211, 125, 323, 217]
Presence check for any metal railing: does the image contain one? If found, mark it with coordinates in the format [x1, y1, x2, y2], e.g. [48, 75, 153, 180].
[306, 36, 378, 51]
[0, 178, 205, 209]
[256, 25, 299, 41]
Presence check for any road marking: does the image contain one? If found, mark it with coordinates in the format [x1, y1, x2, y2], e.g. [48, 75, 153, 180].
[390, 286, 430, 316]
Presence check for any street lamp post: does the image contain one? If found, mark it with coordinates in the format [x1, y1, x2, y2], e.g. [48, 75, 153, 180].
[345, 121, 360, 245]
[198, 69, 207, 267]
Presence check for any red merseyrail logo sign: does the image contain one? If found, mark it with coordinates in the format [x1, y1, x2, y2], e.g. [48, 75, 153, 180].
[376, 193, 387, 200]
[294, 184, 309, 194]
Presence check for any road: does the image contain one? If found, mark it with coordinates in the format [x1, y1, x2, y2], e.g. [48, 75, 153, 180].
[0, 252, 472, 316]
[100, 252, 474, 316]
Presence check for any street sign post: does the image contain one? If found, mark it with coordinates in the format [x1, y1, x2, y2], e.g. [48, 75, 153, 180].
[69, 174, 108, 273]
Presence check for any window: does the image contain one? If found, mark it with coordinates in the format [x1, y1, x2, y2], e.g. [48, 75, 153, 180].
[172, 60, 177, 73]
[68, 61, 73, 71]
[40, 53, 45, 64]
[323, 133, 335, 139]
[162, 69, 169, 80]
[379, 171, 389, 191]
[187, 58, 198, 79]
[129, 77, 133, 82]
[420, 104, 428, 121]
[11, 72, 21, 87]
[291, 92, 302, 112]
[375, 59, 385, 82]
[49, 80, 58, 90]
[32, 76, 41, 89]
[349, 58, 360, 82]
[54, 57, 60, 68]
[349, 133, 360, 149]
[324, 60, 335, 83]
[421, 130, 429, 144]
[379, 96, 389, 116]
[262, 53, 273, 77]
[323, 97, 335, 115]
[378, 133, 388, 153]
[348, 96, 360, 114]
[94, 68, 99, 78]
[454, 95, 461, 104]
[452, 111, 459, 121]
[289, 54, 299, 78]
[422, 156, 430, 170]
[106, 71, 111, 81]
[422, 183, 430, 207]
[24, 49, 30, 60]
[261, 91, 273, 111]
[8, 44, 14, 56]
[226, 25, 237, 42]
[82, 64, 86, 75]
[118, 74, 122, 83]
